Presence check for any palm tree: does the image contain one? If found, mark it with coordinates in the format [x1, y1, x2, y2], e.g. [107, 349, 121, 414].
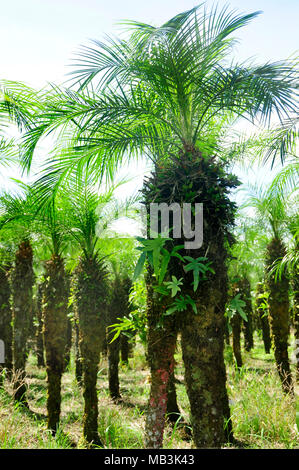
[31, 193, 72, 432]
[20, 4, 298, 447]
[0, 192, 36, 404]
[243, 180, 295, 394]
[67, 180, 136, 445]
[106, 248, 137, 401]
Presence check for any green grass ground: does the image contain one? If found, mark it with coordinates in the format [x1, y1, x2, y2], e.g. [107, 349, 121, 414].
[0, 333, 298, 449]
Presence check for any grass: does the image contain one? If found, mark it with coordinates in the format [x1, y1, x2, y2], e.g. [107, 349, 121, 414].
[0, 333, 298, 449]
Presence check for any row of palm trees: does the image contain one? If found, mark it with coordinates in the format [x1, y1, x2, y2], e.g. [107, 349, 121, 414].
[0, 3, 298, 448]
[0, 180, 137, 444]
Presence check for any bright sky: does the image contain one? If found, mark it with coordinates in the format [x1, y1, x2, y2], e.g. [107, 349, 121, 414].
[2, 0, 298, 88]
[1, 0, 298, 201]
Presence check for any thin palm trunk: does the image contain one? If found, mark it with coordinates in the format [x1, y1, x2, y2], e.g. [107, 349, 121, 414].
[119, 277, 133, 365]
[120, 334, 130, 364]
[107, 277, 122, 400]
[292, 269, 299, 382]
[75, 256, 107, 445]
[43, 254, 68, 432]
[266, 238, 293, 394]
[241, 278, 254, 352]
[11, 240, 34, 404]
[74, 320, 82, 385]
[0, 264, 13, 384]
[36, 283, 45, 367]
[63, 275, 72, 371]
[256, 283, 271, 354]
[231, 313, 243, 368]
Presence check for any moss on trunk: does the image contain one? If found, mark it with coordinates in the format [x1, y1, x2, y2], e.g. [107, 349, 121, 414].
[74, 256, 107, 446]
[266, 238, 293, 394]
[0, 264, 13, 384]
[43, 255, 68, 432]
[11, 240, 34, 403]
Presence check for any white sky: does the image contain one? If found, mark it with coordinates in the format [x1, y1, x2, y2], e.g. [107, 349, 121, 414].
[1, 0, 298, 201]
[1, 0, 298, 88]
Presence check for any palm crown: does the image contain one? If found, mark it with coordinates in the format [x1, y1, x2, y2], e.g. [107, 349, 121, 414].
[18, 4, 297, 197]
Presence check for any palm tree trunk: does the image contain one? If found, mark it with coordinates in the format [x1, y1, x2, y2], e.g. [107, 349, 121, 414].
[0, 264, 13, 385]
[120, 334, 130, 364]
[11, 240, 34, 404]
[107, 326, 121, 400]
[107, 277, 122, 400]
[181, 293, 229, 447]
[74, 320, 82, 385]
[256, 283, 271, 354]
[119, 277, 133, 365]
[63, 275, 72, 371]
[144, 272, 176, 448]
[266, 238, 293, 394]
[142, 151, 237, 447]
[231, 313, 243, 368]
[43, 255, 68, 432]
[36, 283, 45, 367]
[241, 278, 254, 352]
[291, 269, 299, 382]
[75, 256, 107, 445]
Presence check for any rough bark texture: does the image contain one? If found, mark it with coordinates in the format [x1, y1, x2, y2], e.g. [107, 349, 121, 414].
[43, 255, 68, 431]
[144, 269, 176, 448]
[291, 265, 299, 382]
[142, 150, 238, 448]
[266, 238, 293, 394]
[11, 240, 34, 403]
[231, 313, 243, 368]
[0, 264, 13, 384]
[240, 278, 254, 352]
[74, 256, 107, 446]
[255, 283, 271, 354]
[36, 283, 45, 367]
